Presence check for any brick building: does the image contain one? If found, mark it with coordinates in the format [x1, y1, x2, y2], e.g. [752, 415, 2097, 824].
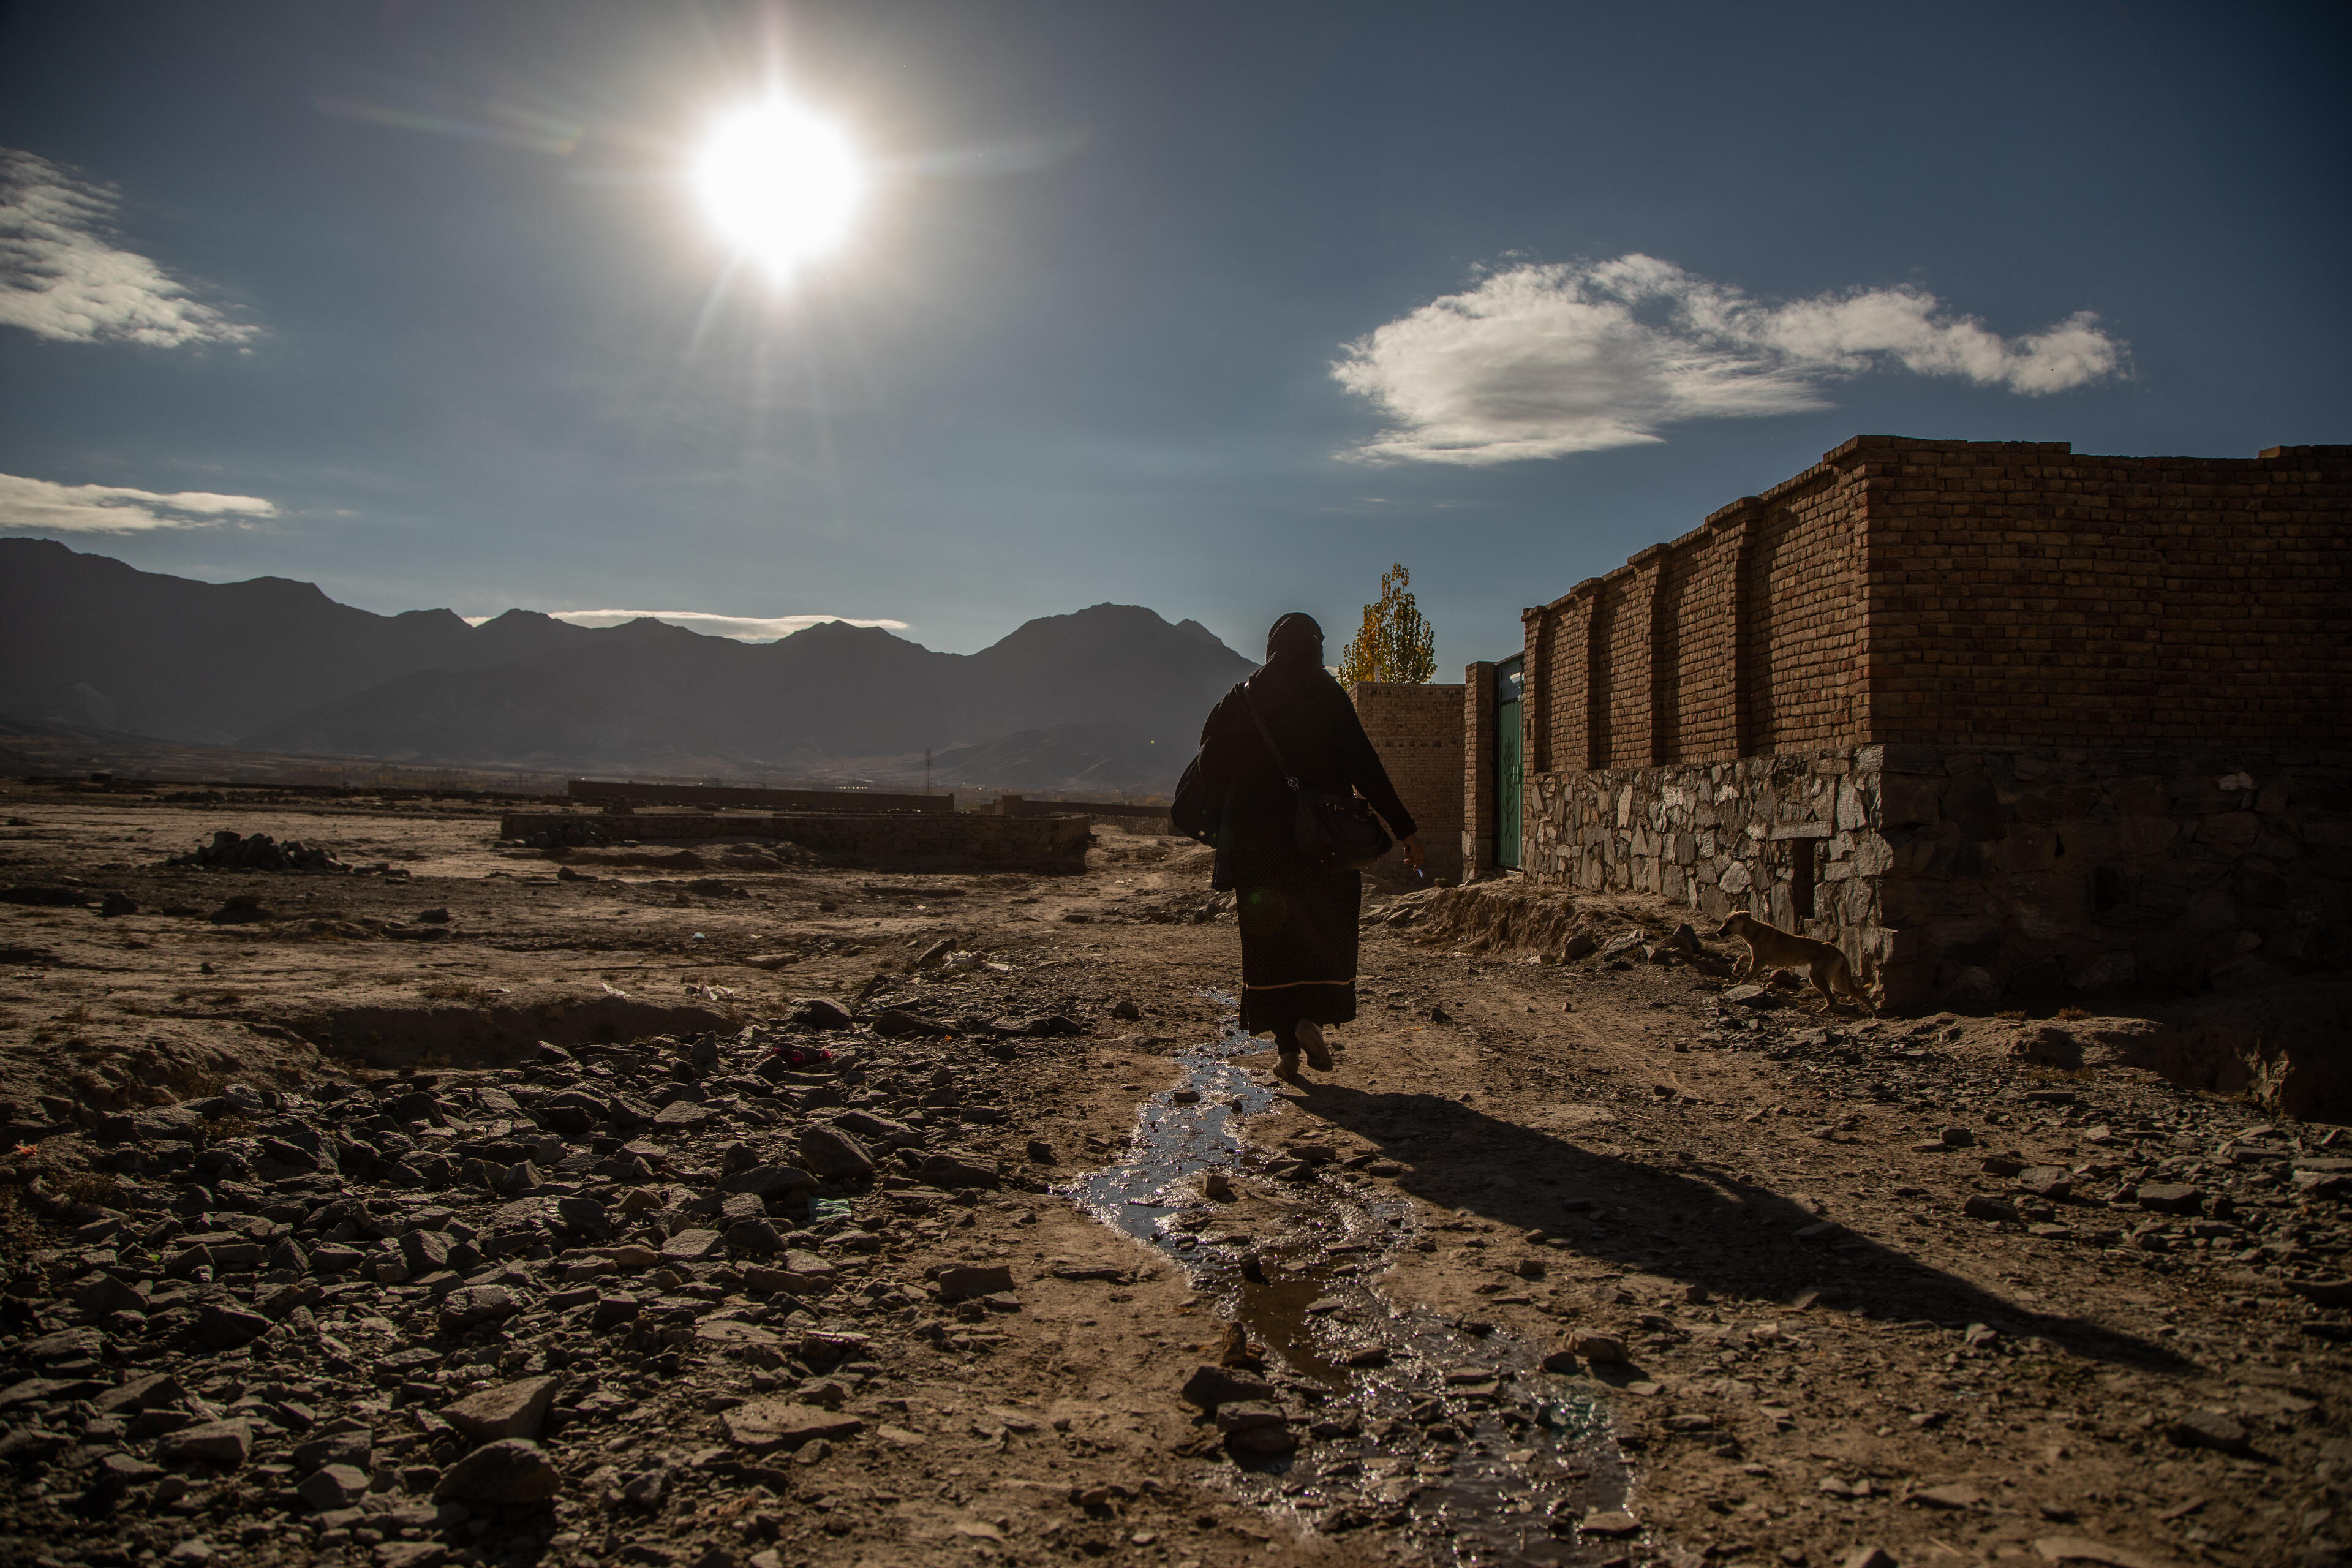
[1463, 436, 2352, 1009]
[1349, 680, 1464, 884]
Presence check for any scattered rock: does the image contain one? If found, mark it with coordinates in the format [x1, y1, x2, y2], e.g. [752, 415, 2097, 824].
[915, 1152, 1001, 1189]
[935, 1264, 1015, 1302]
[194, 1302, 270, 1350]
[2286, 1278, 2352, 1309]
[2136, 1183, 2204, 1215]
[444, 1376, 562, 1444]
[720, 1401, 866, 1451]
[160, 1419, 252, 1469]
[873, 1008, 959, 1039]
[798, 1125, 874, 1177]
[296, 1463, 370, 1510]
[437, 1284, 517, 1334]
[432, 1438, 562, 1504]
[1217, 1403, 1295, 1453]
[790, 997, 856, 1030]
[2165, 1409, 2250, 1453]
[2029, 1539, 2168, 1568]
[73, 1272, 143, 1316]
[1180, 1365, 1276, 1411]
[662, 1228, 724, 1262]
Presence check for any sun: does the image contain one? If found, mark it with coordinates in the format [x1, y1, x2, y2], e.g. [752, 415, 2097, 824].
[692, 99, 864, 277]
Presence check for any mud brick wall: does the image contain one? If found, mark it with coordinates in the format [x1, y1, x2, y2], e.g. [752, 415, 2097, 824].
[497, 810, 1091, 873]
[1523, 458, 1871, 774]
[1517, 438, 2352, 772]
[1491, 436, 2352, 1011]
[1461, 662, 1498, 878]
[1349, 682, 1464, 883]
[1859, 440, 2352, 747]
[1524, 745, 2351, 1011]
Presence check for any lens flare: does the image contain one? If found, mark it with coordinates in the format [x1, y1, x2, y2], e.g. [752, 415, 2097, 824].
[692, 99, 863, 277]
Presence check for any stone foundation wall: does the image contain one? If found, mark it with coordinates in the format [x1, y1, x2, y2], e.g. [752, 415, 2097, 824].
[1525, 746, 2352, 1011]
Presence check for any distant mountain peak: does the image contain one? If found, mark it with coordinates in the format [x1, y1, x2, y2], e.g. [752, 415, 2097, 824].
[1173, 617, 1240, 655]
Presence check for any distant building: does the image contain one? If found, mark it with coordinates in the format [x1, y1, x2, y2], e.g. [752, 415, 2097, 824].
[1461, 436, 2352, 1009]
[1349, 682, 1464, 884]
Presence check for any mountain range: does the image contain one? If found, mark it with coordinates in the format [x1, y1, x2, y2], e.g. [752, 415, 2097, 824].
[0, 538, 1254, 792]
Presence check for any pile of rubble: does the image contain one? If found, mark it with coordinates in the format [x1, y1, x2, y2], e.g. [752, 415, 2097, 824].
[0, 1012, 1052, 1566]
[167, 832, 353, 874]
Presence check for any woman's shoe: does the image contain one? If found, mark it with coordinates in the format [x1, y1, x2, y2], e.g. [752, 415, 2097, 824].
[1274, 1052, 1305, 1083]
[1295, 1020, 1335, 1072]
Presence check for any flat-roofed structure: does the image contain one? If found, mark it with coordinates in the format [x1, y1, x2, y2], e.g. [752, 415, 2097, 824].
[1468, 436, 2352, 1009]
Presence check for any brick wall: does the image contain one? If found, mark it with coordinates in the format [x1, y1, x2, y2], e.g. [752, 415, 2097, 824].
[1857, 439, 2352, 747]
[1350, 681, 1464, 881]
[1480, 435, 2352, 1009]
[1461, 662, 1497, 878]
[1514, 438, 2351, 783]
[1523, 455, 1878, 772]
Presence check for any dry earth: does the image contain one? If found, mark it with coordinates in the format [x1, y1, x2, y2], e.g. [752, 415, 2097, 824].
[0, 780, 2345, 1568]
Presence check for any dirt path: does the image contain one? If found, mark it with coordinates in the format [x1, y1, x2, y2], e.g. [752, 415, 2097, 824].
[0, 782, 2344, 1568]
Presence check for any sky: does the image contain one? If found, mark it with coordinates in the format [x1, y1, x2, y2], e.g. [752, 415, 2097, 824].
[1, 1, 2346, 674]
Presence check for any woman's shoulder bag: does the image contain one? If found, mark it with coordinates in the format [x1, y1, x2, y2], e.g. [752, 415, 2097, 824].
[1238, 682, 1395, 869]
[1170, 751, 1217, 844]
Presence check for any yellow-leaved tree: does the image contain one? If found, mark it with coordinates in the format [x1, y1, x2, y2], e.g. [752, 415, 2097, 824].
[1336, 563, 1436, 685]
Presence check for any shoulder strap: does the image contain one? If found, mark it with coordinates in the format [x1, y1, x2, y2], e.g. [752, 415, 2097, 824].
[1237, 682, 1301, 792]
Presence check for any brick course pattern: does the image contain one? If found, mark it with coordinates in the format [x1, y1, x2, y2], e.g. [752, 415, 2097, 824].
[1461, 662, 1499, 879]
[1497, 435, 2352, 1008]
[1520, 437, 2351, 767]
[1349, 682, 1464, 883]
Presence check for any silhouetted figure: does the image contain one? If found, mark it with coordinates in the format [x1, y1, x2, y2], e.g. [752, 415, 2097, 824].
[1193, 612, 1422, 1076]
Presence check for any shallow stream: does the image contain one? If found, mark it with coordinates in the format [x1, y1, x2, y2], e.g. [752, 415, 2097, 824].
[1067, 995, 1634, 1565]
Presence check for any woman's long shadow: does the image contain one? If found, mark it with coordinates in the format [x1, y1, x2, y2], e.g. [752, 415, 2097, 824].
[1286, 1079, 2182, 1371]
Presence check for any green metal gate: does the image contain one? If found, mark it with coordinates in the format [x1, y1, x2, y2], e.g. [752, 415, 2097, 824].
[1494, 655, 1523, 870]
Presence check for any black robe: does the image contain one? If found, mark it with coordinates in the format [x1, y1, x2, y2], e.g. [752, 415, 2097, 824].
[1194, 660, 1418, 1042]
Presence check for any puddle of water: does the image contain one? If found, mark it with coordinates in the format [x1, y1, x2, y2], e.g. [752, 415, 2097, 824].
[1066, 993, 1638, 1566]
[1069, 998, 1275, 1237]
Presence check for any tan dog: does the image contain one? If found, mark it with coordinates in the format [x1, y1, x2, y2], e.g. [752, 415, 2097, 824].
[1710, 912, 1874, 1014]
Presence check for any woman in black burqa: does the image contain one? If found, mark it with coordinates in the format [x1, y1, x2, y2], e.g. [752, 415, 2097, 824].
[1194, 613, 1423, 1076]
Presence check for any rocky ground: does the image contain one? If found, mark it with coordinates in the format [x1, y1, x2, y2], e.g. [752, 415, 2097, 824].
[0, 779, 2345, 1568]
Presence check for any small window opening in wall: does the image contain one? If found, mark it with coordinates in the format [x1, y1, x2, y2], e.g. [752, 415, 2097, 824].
[2092, 865, 2123, 913]
[1791, 837, 1817, 922]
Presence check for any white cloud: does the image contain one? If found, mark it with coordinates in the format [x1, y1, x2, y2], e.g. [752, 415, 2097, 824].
[0, 470, 277, 533]
[0, 148, 254, 349]
[1333, 254, 2128, 464]
[464, 609, 911, 643]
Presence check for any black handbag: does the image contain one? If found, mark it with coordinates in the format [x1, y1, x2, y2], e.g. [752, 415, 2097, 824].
[1170, 752, 1217, 845]
[1239, 683, 1395, 869]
